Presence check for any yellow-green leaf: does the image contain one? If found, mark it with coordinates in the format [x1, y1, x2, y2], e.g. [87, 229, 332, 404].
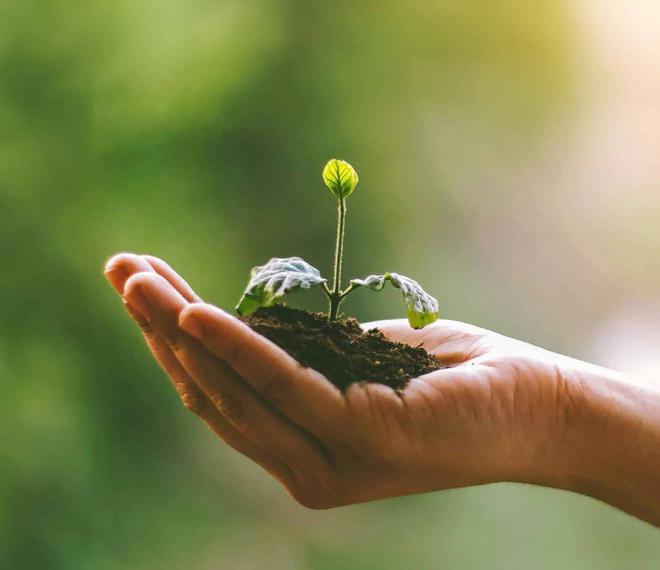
[322, 159, 359, 198]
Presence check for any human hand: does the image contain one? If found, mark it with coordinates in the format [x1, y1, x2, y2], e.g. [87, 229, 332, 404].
[104, 253, 660, 525]
[103, 253, 579, 504]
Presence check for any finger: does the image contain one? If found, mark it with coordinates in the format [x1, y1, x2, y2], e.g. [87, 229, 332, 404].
[174, 333, 330, 475]
[106, 257, 230, 444]
[105, 255, 206, 408]
[104, 256, 209, 413]
[122, 300, 291, 483]
[107, 258, 291, 478]
[142, 254, 202, 303]
[123, 272, 186, 345]
[122, 273, 208, 413]
[105, 255, 210, 417]
[104, 253, 153, 294]
[121, 280, 214, 420]
[124, 273, 331, 473]
[179, 303, 347, 437]
[122, 297, 208, 415]
[103, 251, 200, 304]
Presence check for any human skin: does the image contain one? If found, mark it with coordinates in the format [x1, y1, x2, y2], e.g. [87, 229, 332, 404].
[104, 253, 660, 526]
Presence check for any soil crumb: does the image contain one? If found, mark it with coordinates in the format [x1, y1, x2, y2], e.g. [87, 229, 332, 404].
[241, 305, 444, 391]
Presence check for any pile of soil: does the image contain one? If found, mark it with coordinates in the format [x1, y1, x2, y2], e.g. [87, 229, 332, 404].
[241, 305, 444, 391]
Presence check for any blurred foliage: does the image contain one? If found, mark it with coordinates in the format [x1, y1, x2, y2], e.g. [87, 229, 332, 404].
[1, 0, 659, 568]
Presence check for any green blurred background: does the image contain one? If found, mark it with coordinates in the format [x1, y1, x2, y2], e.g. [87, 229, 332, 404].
[2, 0, 660, 567]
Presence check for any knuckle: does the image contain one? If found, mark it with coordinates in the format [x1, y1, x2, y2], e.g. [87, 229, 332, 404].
[174, 381, 203, 415]
[211, 392, 244, 427]
[181, 392, 202, 416]
[136, 316, 153, 336]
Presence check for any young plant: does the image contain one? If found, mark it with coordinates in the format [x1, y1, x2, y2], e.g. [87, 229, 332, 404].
[236, 159, 439, 328]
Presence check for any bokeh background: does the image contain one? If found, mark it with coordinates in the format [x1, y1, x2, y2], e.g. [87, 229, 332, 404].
[2, 0, 660, 567]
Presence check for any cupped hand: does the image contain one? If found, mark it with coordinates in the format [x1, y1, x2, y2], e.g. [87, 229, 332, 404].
[104, 253, 581, 508]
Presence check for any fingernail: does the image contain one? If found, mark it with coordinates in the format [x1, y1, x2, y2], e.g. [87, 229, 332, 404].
[123, 300, 152, 333]
[180, 313, 204, 339]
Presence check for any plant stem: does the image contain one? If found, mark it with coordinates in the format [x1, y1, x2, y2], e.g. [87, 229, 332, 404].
[339, 282, 357, 300]
[328, 195, 347, 320]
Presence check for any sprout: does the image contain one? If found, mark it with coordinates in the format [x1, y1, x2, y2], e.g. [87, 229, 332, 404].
[236, 159, 439, 329]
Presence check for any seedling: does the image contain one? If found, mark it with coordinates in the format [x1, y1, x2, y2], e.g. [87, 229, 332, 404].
[236, 159, 439, 328]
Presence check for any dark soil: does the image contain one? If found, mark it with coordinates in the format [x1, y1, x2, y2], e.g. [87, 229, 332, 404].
[241, 305, 444, 391]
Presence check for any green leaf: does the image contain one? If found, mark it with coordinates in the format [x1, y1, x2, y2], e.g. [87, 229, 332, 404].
[322, 159, 359, 198]
[350, 272, 439, 329]
[236, 257, 327, 315]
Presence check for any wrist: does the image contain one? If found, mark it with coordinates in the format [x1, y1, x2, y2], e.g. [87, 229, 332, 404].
[549, 358, 660, 525]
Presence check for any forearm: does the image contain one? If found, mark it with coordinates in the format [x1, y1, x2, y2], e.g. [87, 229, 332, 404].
[558, 361, 660, 526]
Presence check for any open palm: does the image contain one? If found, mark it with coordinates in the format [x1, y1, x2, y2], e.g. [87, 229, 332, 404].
[105, 253, 573, 508]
